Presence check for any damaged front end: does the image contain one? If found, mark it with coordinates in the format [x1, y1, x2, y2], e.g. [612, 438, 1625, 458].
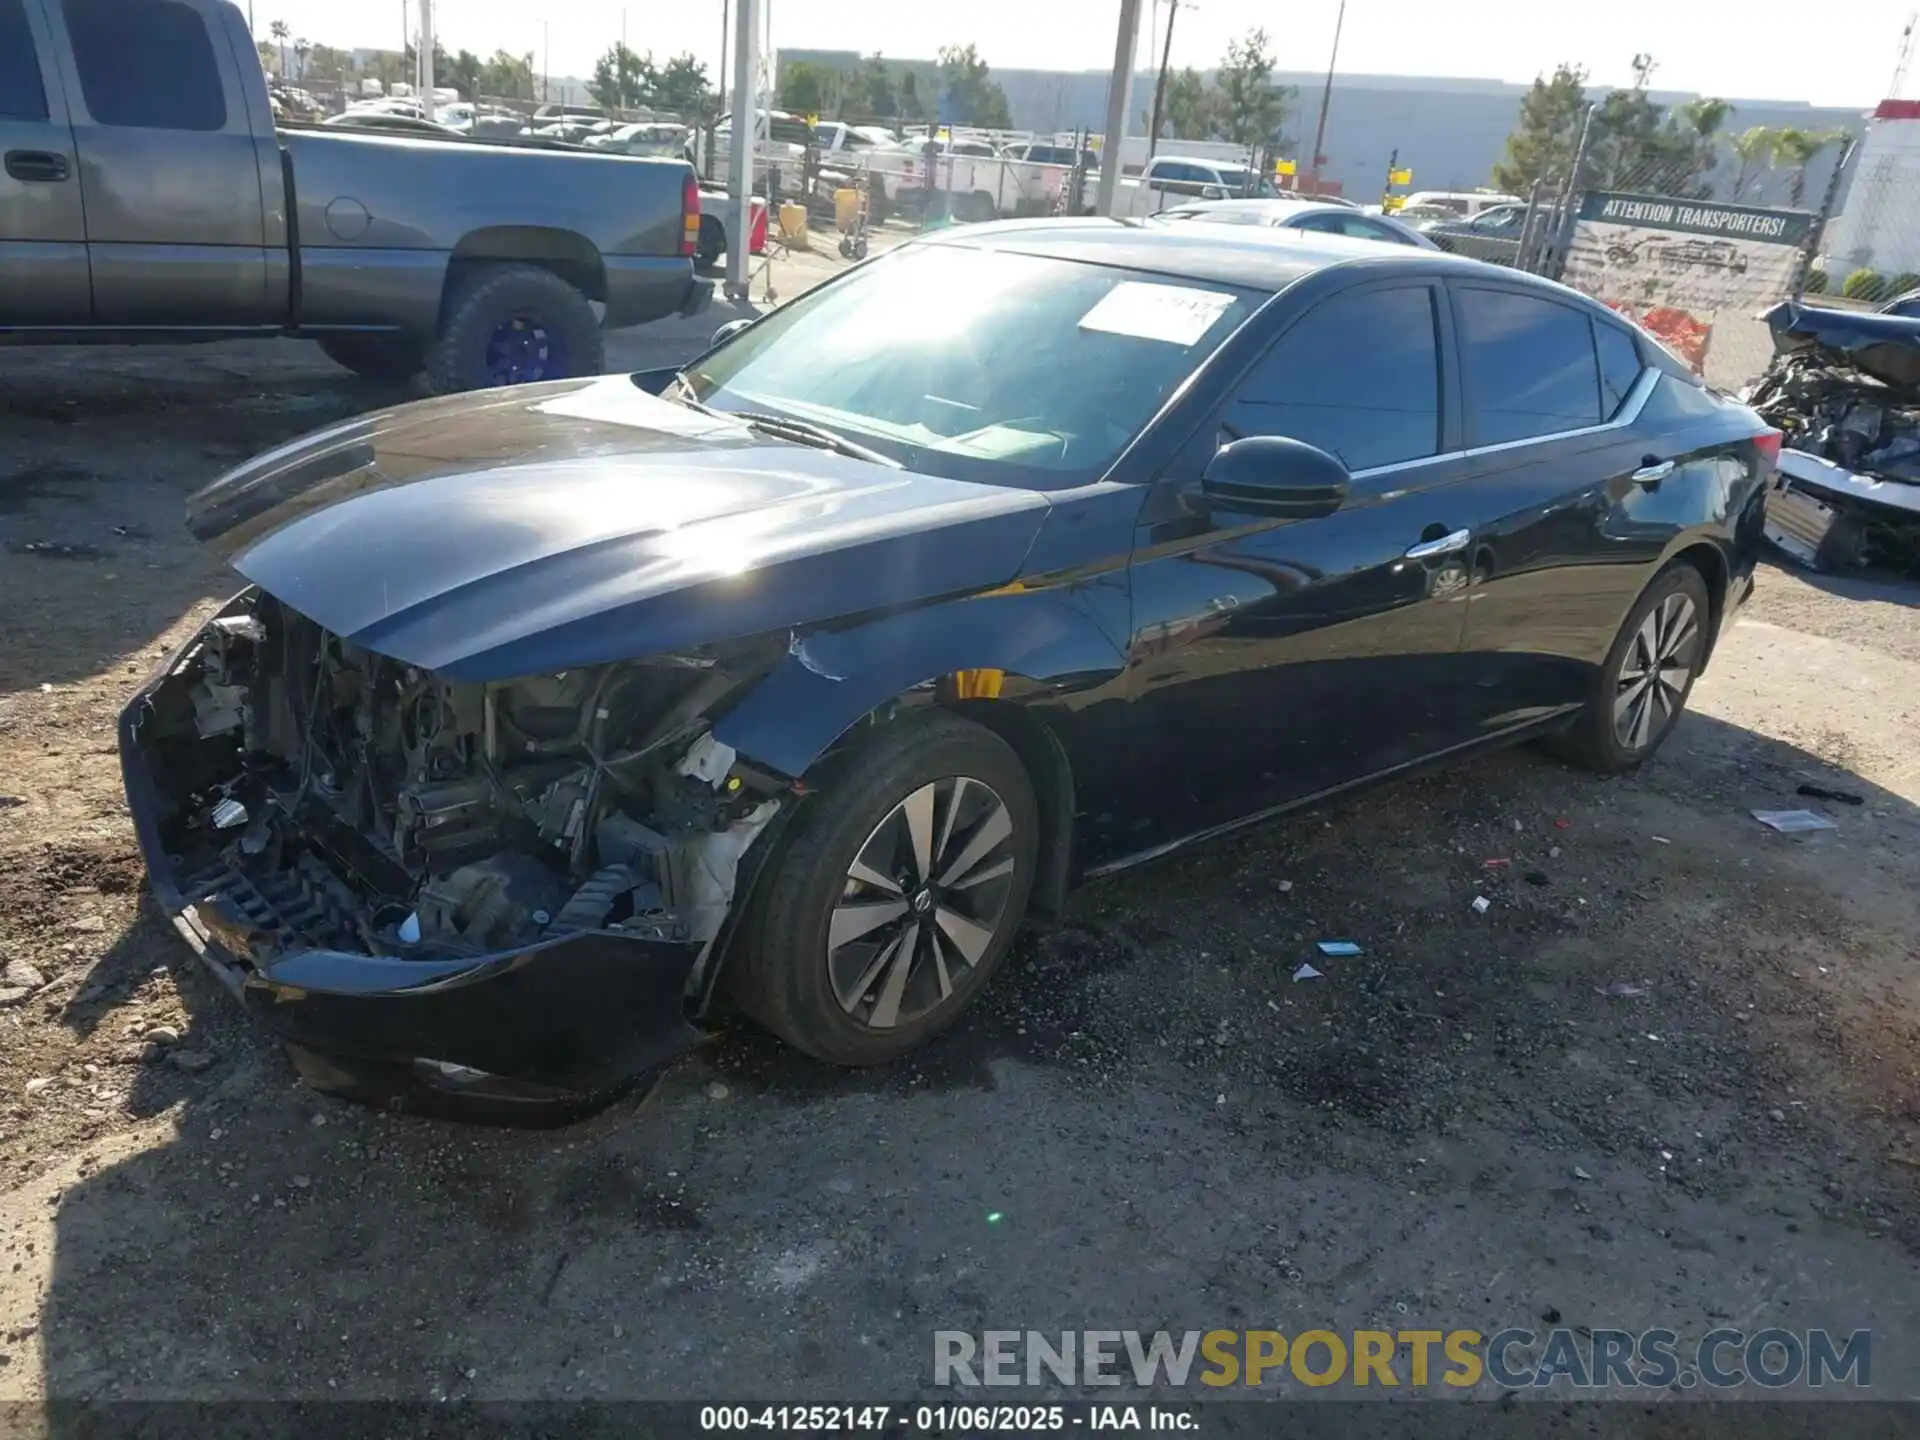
[120, 591, 787, 1122]
[1751, 300, 1920, 573]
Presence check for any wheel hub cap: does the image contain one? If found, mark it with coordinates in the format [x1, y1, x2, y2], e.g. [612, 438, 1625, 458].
[828, 776, 1017, 1031]
[1614, 591, 1700, 751]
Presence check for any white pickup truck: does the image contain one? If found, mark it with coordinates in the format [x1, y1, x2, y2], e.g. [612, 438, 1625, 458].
[1107, 154, 1279, 218]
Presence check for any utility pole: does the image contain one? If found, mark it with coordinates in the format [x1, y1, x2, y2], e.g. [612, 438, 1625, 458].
[1096, 0, 1143, 216]
[1306, 0, 1343, 194]
[542, 21, 550, 104]
[1146, 0, 1183, 160]
[726, 0, 761, 296]
[718, 0, 730, 113]
[418, 0, 434, 119]
[1380, 146, 1397, 211]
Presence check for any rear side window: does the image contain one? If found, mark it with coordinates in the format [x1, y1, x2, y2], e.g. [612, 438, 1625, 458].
[1456, 287, 1601, 444]
[1225, 284, 1442, 472]
[0, 0, 48, 120]
[1594, 321, 1644, 417]
[64, 0, 227, 131]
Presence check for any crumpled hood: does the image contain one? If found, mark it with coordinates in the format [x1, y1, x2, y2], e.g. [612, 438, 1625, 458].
[186, 375, 1051, 681]
[1761, 300, 1920, 393]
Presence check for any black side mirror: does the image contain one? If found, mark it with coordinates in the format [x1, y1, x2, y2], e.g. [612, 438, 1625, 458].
[1200, 435, 1350, 519]
[710, 318, 752, 348]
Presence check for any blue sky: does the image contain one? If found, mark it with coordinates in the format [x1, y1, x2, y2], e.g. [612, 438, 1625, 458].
[250, 0, 1910, 108]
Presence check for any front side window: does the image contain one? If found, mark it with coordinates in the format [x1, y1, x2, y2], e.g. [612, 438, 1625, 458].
[1223, 284, 1442, 472]
[63, 0, 226, 131]
[684, 244, 1257, 488]
[0, 0, 48, 121]
[1456, 287, 1603, 444]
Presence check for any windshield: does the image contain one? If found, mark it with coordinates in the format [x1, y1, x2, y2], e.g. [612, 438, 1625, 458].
[682, 244, 1257, 488]
[1212, 168, 1276, 197]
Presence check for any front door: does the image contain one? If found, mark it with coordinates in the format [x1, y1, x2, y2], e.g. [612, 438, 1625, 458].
[0, 0, 89, 321]
[50, 0, 271, 325]
[1089, 278, 1485, 866]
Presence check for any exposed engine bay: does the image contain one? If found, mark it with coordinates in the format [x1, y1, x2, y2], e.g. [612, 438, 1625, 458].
[133, 593, 785, 975]
[1750, 303, 1920, 574]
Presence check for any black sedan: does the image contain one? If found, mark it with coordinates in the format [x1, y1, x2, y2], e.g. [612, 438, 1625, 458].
[120, 221, 1776, 1122]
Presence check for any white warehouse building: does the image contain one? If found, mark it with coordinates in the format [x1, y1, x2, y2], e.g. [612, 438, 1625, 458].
[1826, 100, 1920, 280]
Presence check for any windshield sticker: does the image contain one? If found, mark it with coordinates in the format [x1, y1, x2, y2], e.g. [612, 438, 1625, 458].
[1078, 282, 1235, 346]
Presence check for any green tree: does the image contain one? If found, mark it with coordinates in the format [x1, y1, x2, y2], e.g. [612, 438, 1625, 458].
[590, 43, 656, 110]
[303, 44, 349, 82]
[778, 60, 829, 116]
[935, 44, 1012, 128]
[440, 48, 483, 101]
[1491, 62, 1589, 193]
[1213, 29, 1292, 159]
[479, 50, 537, 102]
[269, 19, 289, 76]
[1730, 124, 1777, 198]
[256, 39, 277, 75]
[1160, 67, 1214, 140]
[898, 69, 926, 122]
[655, 53, 715, 119]
[858, 54, 896, 117]
[1772, 127, 1845, 206]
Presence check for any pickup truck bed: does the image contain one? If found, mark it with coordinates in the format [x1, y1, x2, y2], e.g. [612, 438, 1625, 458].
[0, 0, 710, 390]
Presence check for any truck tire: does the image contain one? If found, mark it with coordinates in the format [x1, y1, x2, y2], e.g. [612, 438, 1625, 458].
[426, 263, 604, 394]
[317, 334, 425, 381]
[697, 214, 725, 273]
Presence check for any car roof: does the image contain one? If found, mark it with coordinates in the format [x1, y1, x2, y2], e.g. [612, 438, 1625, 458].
[921, 216, 1611, 306]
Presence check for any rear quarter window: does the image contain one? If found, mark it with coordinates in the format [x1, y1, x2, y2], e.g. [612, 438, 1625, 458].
[64, 0, 227, 131]
[1593, 320, 1645, 417]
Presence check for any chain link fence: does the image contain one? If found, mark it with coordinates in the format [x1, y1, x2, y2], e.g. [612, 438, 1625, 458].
[1818, 103, 1920, 314]
[1510, 107, 1857, 394]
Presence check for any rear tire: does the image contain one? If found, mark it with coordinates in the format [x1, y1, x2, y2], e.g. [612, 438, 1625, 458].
[728, 711, 1039, 1066]
[425, 263, 603, 394]
[1548, 562, 1711, 774]
[317, 334, 425, 381]
[696, 214, 725, 273]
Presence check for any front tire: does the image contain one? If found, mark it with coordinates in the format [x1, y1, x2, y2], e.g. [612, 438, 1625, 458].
[425, 263, 603, 394]
[1550, 562, 1711, 773]
[728, 711, 1039, 1065]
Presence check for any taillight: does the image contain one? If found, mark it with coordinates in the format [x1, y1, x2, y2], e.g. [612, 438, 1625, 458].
[681, 171, 700, 257]
[1754, 429, 1782, 465]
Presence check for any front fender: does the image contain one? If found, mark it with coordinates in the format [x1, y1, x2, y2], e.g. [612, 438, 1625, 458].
[711, 583, 1130, 779]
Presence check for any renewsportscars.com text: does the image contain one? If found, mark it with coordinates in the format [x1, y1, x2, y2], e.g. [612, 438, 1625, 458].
[933, 1328, 1871, 1390]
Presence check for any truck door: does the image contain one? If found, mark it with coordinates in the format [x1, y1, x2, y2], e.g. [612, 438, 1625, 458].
[47, 0, 271, 325]
[0, 0, 89, 321]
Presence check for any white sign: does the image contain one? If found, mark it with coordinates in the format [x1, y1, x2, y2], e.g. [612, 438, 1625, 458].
[1078, 282, 1235, 347]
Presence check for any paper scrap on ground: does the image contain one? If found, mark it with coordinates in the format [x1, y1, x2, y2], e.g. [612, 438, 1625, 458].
[1078, 281, 1235, 346]
[1316, 940, 1362, 956]
[1293, 963, 1324, 982]
[1751, 809, 1837, 833]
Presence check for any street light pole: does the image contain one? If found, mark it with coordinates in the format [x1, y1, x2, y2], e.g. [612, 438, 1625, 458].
[1147, 0, 1182, 160]
[726, 0, 760, 296]
[1095, 0, 1143, 217]
[418, 0, 434, 119]
[718, 0, 729, 114]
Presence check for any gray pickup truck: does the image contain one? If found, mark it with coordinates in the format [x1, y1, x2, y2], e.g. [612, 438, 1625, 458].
[0, 0, 710, 390]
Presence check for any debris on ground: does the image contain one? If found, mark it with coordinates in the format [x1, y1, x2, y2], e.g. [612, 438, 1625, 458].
[1572, 1166, 1593, 1181]
[1471, 895, 1492, 914]
[1523, 870, 1551, 887]
[1796, 783, 1864, 806]
[1597, 981, 1651, 999]
[1315, 940, 1362, 956]
[1752, 809, 1838, 833]
[1293, 963, 1324, 982]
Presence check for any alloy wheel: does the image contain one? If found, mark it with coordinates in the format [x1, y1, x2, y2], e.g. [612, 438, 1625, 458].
[826, 776, 1019, 1030]
[1614, 591, 1701, 752]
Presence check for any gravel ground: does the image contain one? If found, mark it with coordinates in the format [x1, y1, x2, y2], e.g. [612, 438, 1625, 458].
[2, 244, 1919, 1418]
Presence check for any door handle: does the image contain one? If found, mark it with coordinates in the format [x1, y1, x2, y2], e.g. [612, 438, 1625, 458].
[1404, 527, 1471, 560]
[5, 150, 69, 182]
[1632, 459, 1675, 487]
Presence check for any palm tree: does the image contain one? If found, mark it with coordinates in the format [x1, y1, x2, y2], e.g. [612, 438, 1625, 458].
[1772, 127, 1845, 207]
[293, 38, 310, 80]
[1730, 125, 1777, 199]
[269, 19, 289, 78]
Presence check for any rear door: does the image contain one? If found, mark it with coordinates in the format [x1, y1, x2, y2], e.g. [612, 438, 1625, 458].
[1447, 283, 1682, 730]
[1097, 276, 1485, 862]
[0, 0, 89, 321]
[49, 0, 271, 325]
